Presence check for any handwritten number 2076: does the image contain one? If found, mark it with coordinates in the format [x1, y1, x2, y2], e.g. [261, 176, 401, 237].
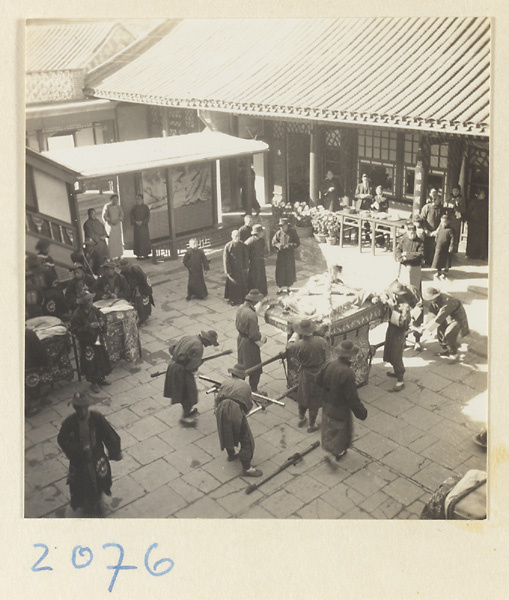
[31, 543, 174, 592]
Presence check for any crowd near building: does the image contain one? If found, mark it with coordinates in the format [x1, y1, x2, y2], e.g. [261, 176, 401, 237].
[25, 18, 489, 520]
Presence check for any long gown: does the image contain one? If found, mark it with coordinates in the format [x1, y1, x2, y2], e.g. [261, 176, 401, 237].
[272, 227, 300, 288]
[83, 218, 110, 265]
[223, 241, 249, 305]
[183, 248, 209, 299]
[130, 203, 152, 257]
[102, 203, 124, 259]
[245, 235, 267, 295]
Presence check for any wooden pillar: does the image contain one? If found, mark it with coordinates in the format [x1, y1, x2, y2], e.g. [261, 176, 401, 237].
[215, 160, 223, 224]
[165, 167, 178, 259]
[309, 127, 320, 206]
[413, 135, 429, 215]
[395, 132, 405, 199]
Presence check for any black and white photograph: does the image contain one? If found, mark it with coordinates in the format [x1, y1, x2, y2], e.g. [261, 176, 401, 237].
[24, 16, 489, 523]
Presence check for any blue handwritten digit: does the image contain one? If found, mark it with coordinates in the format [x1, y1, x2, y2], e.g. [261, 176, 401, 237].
[31, 543, 53, 572]
[72, 546, 93, 569]
[102, 543, 137, 593]
[144, 543, 174, 577]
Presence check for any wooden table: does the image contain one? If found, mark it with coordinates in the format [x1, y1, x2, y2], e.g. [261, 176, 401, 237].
[336, 211, 407, 258]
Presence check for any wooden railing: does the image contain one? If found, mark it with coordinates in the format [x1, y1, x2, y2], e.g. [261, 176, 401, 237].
[151, 225, 235, 262]
[26, 209, 75, 248]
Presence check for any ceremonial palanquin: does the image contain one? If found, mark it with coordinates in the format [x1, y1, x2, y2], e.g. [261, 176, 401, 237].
[264, 273, 386, 387]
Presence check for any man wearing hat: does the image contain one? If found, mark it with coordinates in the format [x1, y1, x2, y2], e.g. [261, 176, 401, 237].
[57, 391, 122, 517]
[164, 330, 219, 427]
[94, 260, 130, 301]
[421, 288, 469, 361]
[82, 238, 103, 275]
[284, 319, 330, 433]
[396, 221, 424, 290]
[383, 280, 419, 390]
[223, 229, 249, 306]
[235, 289, 267, 392]
[272, 218, 300, 294]
[64, 264, 97, 313]
[214, 364, 262, 477]
[70, 290, 112, 393]
[317, 340, 368, 463]
[245, 224, 268, 296]
[118, 259, 154, 324]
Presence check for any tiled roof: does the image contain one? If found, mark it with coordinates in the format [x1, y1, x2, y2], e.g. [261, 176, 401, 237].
[86, 17, 490, 136]
[42, 129, 268, 177]
[26, 20, 134, 72]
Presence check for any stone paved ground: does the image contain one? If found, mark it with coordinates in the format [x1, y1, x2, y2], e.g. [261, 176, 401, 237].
[25, 240, 488, 519]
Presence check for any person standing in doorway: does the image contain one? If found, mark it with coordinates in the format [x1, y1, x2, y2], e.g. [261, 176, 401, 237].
[102, 194, 124, 260]
[130, 194, 152, 259]
[239, 161, 261, 215]
[320, 169, 343, 211]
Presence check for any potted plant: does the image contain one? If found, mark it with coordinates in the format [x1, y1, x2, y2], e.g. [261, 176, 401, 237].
[326, 214, 341, 244]
[311, 206, 329, 243]
[292, 202, 313, 237]
[271, 195, 293, 223]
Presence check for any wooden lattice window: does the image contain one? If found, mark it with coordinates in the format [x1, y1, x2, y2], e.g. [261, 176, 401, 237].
[430, 141, 449, 169]
[286, 121, 312, 135]
[325, 128, 341, 148]
[358, 129, 397, 161]
[404, 132, 420, 164]
[272, 121, 286, 140]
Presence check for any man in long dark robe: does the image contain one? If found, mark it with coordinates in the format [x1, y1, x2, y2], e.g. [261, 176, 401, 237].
[320, 170, 343, 212]
[443, 185, 465, 254]
[223, 229, 249, 306]
[215, 364, 262, 477]
[383, 281, 414, 392]
[466, 190, 489, 260]
[118, 259, 154, 325]
[431, 214, 455, 279]
[239, 163, 261, 215]
[419, 191, 444, 266]
[239, 214, 253, 242]
[317, 340, 368, 465]
[272, 218, 300, 293]
[285, 319, 330, 433]
[83, 208, 110, 265]
[94, 261, 130, 301]
[57, 392, 122, 517]
[130, 194, 152, 258]
[70, 290, 112, 394]
[183, 238, 209, 300]
[163, 330, 219, 427]
[421, 287, 469, 361]
[245, 224, 267, 296]
[396, 221, 424, 291]
[235, 289, 266, 392]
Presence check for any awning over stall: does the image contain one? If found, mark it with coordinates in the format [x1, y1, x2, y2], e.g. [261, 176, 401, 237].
[42, 129, 269, 178]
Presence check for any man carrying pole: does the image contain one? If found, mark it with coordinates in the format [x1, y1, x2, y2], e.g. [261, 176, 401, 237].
[235, 289, 267, 392]
[214, 363, 263, 478]
[163, 330, 219, 427]
[317, 340, 368, 466]
[284, 319, 330, 433]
